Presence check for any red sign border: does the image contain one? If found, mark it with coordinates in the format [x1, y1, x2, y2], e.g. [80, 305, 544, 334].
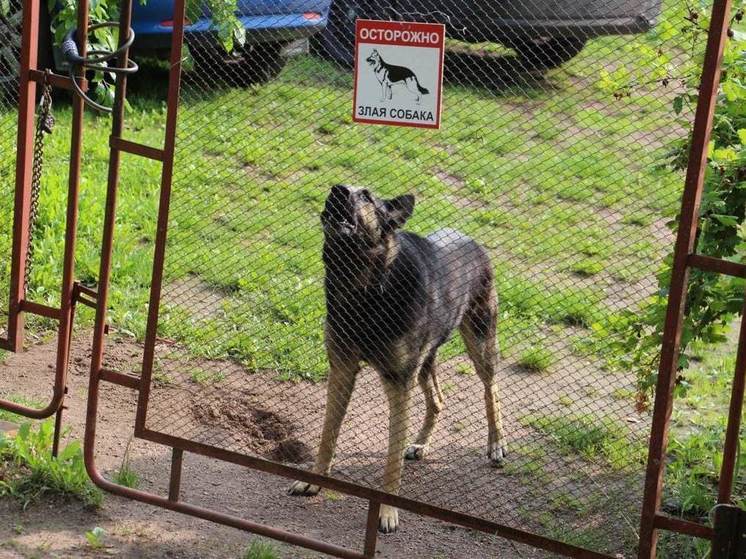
[352, 19, 445, 130]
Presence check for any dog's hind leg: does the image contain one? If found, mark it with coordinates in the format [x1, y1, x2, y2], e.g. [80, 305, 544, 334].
[379, 379, 413, 533]
[287, 343, 359, 496]
[405, 354, 443, 461]
[459, 288, 507, 467]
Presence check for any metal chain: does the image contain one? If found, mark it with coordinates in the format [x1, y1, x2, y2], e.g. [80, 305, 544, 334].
[24, 72, 54, 295]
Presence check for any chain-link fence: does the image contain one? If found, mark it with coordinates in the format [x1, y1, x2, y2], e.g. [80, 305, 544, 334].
[0, 0, 22, 341]
[91, 0, 713, 556]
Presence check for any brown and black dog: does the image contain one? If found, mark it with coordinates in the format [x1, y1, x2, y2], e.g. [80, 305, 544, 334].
[288, 185, 507, 533]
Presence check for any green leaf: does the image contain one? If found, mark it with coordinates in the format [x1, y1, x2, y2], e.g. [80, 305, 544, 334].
[673, 96, 684, 115]
[737, 129, 746, 145]
[713, 214, 739, 227]
[723, 79, 746, 101]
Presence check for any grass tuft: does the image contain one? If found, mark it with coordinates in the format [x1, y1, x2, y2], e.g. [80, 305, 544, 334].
[243, 539, 281, 559]
[517, 347, 554, 373]
[523, 413, 645, 470]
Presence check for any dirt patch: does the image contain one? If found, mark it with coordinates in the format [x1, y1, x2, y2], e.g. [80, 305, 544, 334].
[193, 397, 312, 464]
[0, 331, 648, 559]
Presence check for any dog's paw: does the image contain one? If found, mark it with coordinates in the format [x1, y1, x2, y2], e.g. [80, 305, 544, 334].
[287, 480, 321, 496]
[404, 443, 427, 461]
[488, 442, 508, 467]
[378, 505, 399, 534]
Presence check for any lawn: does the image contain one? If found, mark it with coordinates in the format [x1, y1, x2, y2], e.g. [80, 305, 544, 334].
[0, 43, 679, 382]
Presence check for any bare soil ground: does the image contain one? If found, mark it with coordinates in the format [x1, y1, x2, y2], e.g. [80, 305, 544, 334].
[0, 329, 646, 559]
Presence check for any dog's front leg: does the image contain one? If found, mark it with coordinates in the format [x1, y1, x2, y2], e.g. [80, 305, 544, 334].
[379, 380, 412, 533]
[287, 347, 359, 496]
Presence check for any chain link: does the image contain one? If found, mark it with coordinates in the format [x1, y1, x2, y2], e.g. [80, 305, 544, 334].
[24, 72, 54, 296]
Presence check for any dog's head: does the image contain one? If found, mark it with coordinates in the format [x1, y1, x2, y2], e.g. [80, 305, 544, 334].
[321, 185, 414, 286]
[321, 185, 414, 245]
[366, 49, 381, 66]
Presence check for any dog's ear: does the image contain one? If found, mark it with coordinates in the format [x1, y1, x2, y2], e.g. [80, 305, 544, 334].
[383, 195, 415, 230]
[330, 184, 350, 198]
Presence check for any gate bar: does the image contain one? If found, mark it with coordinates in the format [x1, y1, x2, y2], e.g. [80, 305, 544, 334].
[363, 501, 380, 558]
[717, 299, 746, 504]
[168, 448, 183, 501]
[637, 0, 734, 556]
[0, 0, 90, 422]
[5, 0, 41, 352]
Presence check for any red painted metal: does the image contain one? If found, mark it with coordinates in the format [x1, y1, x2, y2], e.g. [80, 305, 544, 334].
[6, 0, 41, 352]
[0, 0, 89, 423]
[637, 0, 734, 557]
[688, 254, 746, 279]
[653, 514, 715, 541]
[717, 302, 746, 504]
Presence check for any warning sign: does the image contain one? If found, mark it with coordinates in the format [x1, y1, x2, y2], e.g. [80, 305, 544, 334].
[353, 19, 445, 129]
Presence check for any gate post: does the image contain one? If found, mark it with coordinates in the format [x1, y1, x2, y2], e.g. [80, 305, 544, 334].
[637, 0, 734, 556]
[6, 0, 41, 352]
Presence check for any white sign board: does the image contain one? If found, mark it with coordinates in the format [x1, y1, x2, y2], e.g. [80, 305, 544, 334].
[353, 19, 445, 129]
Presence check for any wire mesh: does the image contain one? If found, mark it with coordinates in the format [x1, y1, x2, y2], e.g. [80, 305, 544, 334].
[0, 0, 22, 342]
[107, 0, 712, 555]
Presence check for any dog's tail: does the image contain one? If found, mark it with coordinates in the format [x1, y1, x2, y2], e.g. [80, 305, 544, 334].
[415, 76, 429, 95]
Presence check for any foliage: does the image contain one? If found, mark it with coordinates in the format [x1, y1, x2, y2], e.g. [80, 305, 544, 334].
[85, 526, 106, 550]
[517, 346, 554, 373]
[112, 437, 139, 488]
[0, 420, 102, 508]
[50, 0, 243, 107]
[242, 539, 281, 559]
[522, 413, 646, 471]
[597, 0, 746, 407]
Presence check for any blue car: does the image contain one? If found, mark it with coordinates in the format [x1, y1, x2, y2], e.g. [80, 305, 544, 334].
[130, 0, 332, 84]
[0, 0, 331, 90]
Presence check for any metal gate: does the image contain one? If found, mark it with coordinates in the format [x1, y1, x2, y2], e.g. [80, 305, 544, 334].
[0, 0, 90, 454]
[0, 0, 739, 555]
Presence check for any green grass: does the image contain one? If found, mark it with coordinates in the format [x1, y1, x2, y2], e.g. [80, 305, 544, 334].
[661, 344, 746, 520]
[242, 539, 281, 559]
[522, 413, 646, 471]
[0, 420, 102, 508]
[0, 22, 686, 381]
[112, 438, 139, 489]
[188, 367, 226, 385]
[517, 346, 554, 373]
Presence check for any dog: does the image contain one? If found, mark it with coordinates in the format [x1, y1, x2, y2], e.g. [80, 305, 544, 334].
[288, 185, 507, 533]
[366, 49, 429, 103]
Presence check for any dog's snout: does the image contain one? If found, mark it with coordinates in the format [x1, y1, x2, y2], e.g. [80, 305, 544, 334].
[323, 185, 357, 235]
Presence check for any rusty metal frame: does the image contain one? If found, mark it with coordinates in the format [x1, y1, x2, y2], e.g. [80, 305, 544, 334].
[0, 0, 90, 442]
[637, 0, 739, 556]
[80, 0, 737, 557]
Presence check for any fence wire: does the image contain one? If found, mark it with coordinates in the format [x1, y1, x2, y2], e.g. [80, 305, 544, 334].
[117, 0, 702, 556]
[0, 0, 21, 341]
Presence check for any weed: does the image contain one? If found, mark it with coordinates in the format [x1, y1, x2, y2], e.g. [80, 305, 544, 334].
[85, 527, 106, 550]
[569, 258, 605, 277]
[323, 489, 344, 502]
[0, 421, 102, 508]
[523, 413, 645, 470]
[611, 387, 635, 400]
[243, 539, 281, 559]
[441, 381, 456, 395]
[189, 367, 225, 385]
[113, 438, 139, 489]
[518, 347, 554, 373]
[557, 394, 574, 407]
[454, 362, 473, 376]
